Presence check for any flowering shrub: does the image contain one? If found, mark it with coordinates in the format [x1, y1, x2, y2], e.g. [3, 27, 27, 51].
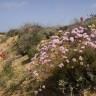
[1, 16, 96, 96]
[26, 24, 96, 95]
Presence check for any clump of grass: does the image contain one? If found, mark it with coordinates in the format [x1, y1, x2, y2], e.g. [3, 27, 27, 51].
[2, 60, 14, 79]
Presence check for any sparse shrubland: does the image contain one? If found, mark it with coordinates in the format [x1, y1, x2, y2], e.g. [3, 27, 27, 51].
[0, 16, 96, 96]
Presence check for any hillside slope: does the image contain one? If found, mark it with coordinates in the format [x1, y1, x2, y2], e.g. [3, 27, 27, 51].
[0, 19, 96, 96]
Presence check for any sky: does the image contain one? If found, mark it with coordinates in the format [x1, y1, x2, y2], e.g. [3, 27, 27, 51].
[0, 0, 96, 32]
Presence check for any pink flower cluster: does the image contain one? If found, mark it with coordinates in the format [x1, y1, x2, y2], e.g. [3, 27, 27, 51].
[29, 25, 96, 67]
[61, 26, 96, 48]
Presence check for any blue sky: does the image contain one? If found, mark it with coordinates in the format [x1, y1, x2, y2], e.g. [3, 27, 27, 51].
[0, 0, 96, 32]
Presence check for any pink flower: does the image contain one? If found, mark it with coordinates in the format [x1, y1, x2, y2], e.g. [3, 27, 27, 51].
[42, 85, 46, 89]
[58, 63, 64, 68]
[72, 30, 77, 34]
[59, 46, 66, 54]
[80, 62, 83, 65]
[51, 36, 59, 39]
[62, 36, 69, 41]
[38, 88, 42, 92]
[83, 41, 88, 46]
[51, 43, 57, 48]
[52, 39, 60, 44]
[58, 30, 63, 33]
[88, 42, 96, 49]
[79, 26, 84, 33]
[66, 59, 70, 63]
[34, 91, 38, 95]
[70, 37, 74, 42]
[73, 48, 78, 52]
[33, 71, 39, 77]
[77, 34, 82, 38]
[81, 46, 85, 49]
[83, 33, 89, 39]
[79, 50, 83, 53]
[79, 56, 83, 61]
[72, 58, 77, 62]
[63, 56, 68, 59]
[90, 34, 95, 38]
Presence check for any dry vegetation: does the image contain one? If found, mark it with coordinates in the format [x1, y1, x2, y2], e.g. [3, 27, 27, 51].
[0, 16, 96, 96]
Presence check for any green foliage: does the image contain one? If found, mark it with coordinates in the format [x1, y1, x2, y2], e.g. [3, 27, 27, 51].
[16, 24, 45, 59]
[27, 46, 38, 60]
[6, 29, 19, 37]
[85, 15, 96, 26]
[0, 60, 14, 89]
[83, 48, 96, 64]
[42, 27, 55, 39]
[2, 60, 14, 79]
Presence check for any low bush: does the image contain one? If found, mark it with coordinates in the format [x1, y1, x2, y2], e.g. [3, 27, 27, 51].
[15, 24, 45, 59]
[6, 29, 19, 37]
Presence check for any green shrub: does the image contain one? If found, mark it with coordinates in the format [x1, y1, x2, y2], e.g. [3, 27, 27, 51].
[16, 24, 45, 59]
[7, 29, 19, 37]
[42, 27, 55, 39]
[2, 60, 14, 79]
